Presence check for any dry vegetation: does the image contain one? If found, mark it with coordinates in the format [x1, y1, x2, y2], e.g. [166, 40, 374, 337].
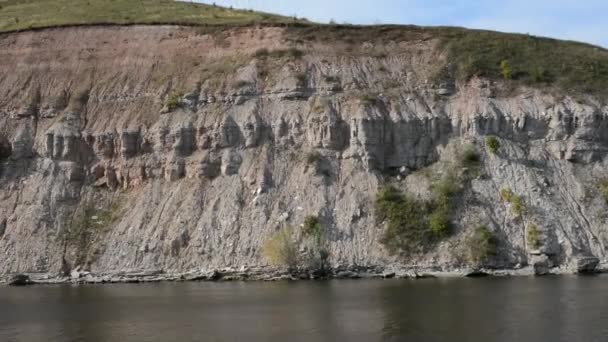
[1, 1, 607, 98]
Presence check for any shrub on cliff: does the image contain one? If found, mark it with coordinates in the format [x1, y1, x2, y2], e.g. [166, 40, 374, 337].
[460, 144, 480, 168]
[500, 60, 512, 79]
[485, 136, 500, 154]
[530, 66, 550, 83]
[526, 223, 541, 250]
[428, 208, 450, 238]
[468, 225, 497, 266]
[599, 179, 608, 204]
[500, 188, 524, 217]
[304, 151, 331, 177]
[428, 174, 461, 238]
[305, 151, 321, 165]
[376, 185, 435, 254]
[303, 216, 323, 242]
[165, 91, 183, 111]
[262, 227, 299, 270]
[302, 215, 330, 272]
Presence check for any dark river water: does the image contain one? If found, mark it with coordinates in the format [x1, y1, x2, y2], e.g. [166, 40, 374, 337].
[2, 276, 608, 342]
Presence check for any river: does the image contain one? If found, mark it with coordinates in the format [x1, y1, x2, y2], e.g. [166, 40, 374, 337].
[2, 276, 608, 341]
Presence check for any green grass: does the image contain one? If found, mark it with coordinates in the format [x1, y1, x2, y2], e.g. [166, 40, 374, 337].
[287, 25, 608, 99]
[0, 0, 301, 32]
[437, 28, 608, 99]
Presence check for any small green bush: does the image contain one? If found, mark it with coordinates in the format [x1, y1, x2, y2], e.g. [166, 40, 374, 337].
[485, 136, 500, 154]
[262, 227, 299, 270]
[500, 188, 524, 217]
[500, 59, 512, 80]
[461, 144, 480, 167]
[526, 223, 541, 249]
[165, 91, 183, 111]
[428, 208, 450, 238]
[376, 185, 429, 254]
[302, 215, 329, 271]
[511, 196, 524, 217]
[499, 188, 515, 202]
[530, 66, 549, 83]
[599, 179, 608, 204]
[303, 215, 323, 242]
[375, 185, 404, 222]
[431, 173, 461, 208]
[305, 151, 321, 165]
[468, 225, 497, 266]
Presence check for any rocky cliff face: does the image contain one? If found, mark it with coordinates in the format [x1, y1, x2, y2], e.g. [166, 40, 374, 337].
[1, 25, 607, 277]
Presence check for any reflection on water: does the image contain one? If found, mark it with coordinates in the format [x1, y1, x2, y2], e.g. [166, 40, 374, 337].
[2, 276, 608, 341]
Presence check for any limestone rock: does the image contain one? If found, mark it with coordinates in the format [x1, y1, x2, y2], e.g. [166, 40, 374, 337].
[575, 256, 600, 274]
[531, 255, 552, 276]
[221, 150, 242, 176]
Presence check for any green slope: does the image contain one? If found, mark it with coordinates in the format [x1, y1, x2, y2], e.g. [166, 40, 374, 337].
[0, 0, 300, 31]
[288, 25, 608, 99]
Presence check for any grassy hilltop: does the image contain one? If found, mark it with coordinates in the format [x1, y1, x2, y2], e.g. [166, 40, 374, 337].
[1, 0, 608, 98]
[0, 0, 300, 30]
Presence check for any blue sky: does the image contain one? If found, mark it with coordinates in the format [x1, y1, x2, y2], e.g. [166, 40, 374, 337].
[195, 0, 608, 47]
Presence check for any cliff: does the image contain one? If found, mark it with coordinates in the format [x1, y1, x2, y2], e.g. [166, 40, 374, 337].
[1, 22, 608, 280]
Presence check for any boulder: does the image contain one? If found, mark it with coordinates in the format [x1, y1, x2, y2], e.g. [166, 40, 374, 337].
[531, 254, 552, 276]
[71, 267, 83, 280]
[8, 274, 31, 286]
[575, 256, 599, 274]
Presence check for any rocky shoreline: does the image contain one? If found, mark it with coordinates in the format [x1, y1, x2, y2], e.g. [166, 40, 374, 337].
[2, 264, 605, 286]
